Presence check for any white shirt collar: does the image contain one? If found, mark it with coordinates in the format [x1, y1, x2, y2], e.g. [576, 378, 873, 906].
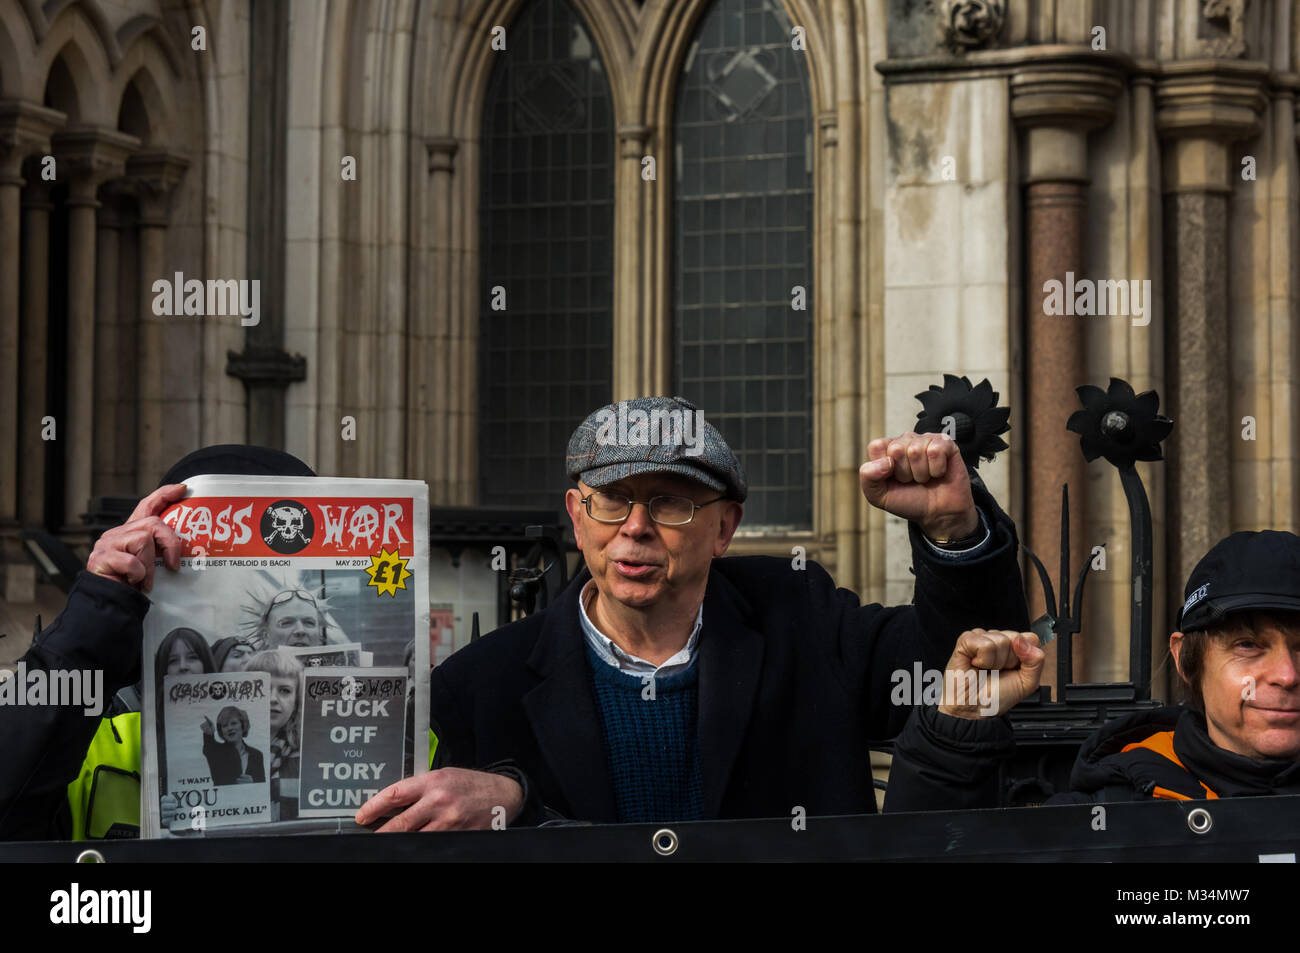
[578, 580, 703, 677]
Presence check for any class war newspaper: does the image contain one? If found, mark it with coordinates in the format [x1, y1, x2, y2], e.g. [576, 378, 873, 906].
[140, 475, 430, 838]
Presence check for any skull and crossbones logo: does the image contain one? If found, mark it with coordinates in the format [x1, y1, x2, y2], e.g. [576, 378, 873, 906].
[260, 500, 314, 554]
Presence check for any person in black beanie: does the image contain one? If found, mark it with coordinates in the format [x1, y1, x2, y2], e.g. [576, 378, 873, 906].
[885, 530, 1300, 810]
[0, 446, 314, 841]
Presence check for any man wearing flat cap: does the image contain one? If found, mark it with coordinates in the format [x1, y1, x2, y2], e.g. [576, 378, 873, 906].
[358, 397, 1030, 830]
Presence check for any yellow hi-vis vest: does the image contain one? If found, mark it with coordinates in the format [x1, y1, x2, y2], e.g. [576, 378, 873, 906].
[67, 722, 440, 841]
[68, 712, 142, 840]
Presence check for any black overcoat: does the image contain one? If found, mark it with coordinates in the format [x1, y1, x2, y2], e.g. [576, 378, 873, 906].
[431, 490, 1029, 824]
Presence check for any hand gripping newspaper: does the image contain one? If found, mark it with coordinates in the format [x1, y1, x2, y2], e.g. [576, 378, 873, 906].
[140, 476, 430, 838]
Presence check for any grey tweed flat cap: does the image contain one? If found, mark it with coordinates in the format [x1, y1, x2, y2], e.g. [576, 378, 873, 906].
[566, 396, 748, 502]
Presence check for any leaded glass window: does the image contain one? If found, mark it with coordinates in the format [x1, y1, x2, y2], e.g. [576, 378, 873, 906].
[479, 0, 614, 509]
[673, 0, 813, 530]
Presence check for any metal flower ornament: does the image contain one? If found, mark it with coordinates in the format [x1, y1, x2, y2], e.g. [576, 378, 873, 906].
[1064, 377, 1174, 700]
[1066, 378, 1173, 467]
[913, 374, 1011, 471]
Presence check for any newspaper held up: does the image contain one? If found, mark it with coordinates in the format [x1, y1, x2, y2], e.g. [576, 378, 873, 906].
[141, 475, 430, 838]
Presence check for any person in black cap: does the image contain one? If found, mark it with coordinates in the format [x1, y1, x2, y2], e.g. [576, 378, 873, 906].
[357, 396, 1029, 830]
[884, 530, 1300, 810]
[0, 446, 315, 840]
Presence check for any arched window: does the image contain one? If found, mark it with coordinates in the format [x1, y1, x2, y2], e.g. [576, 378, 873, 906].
[479, 0, 614, 509]
[673, 0, 813, 530]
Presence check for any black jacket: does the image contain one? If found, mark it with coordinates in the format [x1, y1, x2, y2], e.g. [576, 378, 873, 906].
[431, 493, 1029, 825]
[0, 572, 148, 840]
[885, 703, 1300, 811]
[202, 735, 267, 786]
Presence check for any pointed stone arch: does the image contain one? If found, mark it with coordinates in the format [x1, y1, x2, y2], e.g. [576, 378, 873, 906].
[115, 14, 184, 77]
[418, 0, 637, 141]
[38, 6, 116, 124]
[41, 0, 121, 64]
[1, 0, 216, 557]
[112, 55, 175, 145]
[112, 15, 186, 148]
[42, 46, 86, 121]
[635, 0, 834, 129]
[115, 72, 149, 141]
[0, 0, 41, 98]
[393, 0, 639, 499]
[601, 0, 838, 409]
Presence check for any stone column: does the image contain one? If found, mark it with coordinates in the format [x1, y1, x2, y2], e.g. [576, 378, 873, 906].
[0, 159, 24, 526]
[830, 95, 864, 600]
[613, 124, 656, 399]
[65, 181, 106, 530]
[426, 137, 476, 506]
[1156, 61, 1267, 613]
[426, 137, 458, 504]
[228, 0, 293, 459]
[0, 102, 63, 600]
[93, 197, 124, 492]
[18, 178, 53, 527]
[51, 128, 137, 532]
[1010, 57, 1122, 689]
[122, 152, 188, 490]
[815, 111, 841, 580]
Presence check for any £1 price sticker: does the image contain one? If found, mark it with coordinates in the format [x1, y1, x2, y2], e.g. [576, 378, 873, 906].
[364, 548, 412, 597]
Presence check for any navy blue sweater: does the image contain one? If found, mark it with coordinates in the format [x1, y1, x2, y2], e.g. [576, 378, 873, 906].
[586, 643, 703, 823]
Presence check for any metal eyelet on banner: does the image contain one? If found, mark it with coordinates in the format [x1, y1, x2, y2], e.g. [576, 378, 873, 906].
[75, 849, 106, 863]
[652, 828, 678, 856]
[1186, 807, 1213, 835]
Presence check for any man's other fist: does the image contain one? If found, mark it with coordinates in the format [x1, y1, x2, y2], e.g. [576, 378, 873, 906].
[938, 629, 1044, 719]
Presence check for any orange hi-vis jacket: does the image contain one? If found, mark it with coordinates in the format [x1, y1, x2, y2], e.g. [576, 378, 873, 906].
[1119, 730, 1220, 802]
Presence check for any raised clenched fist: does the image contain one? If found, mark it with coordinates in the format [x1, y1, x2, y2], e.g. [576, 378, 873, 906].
[938, 628, 1045, 719]
[859, 432, 978, 542]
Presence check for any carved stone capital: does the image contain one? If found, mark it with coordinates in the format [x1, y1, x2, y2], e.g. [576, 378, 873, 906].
[50, 126, 140, 202]
[1156, 59, 1268, 193]
[0, 101, 66, 177]
[1010, 54, 1127, 184]
[1010, 60, 1125, 132]
[226, 346, 308, 386]
[1155, 59, 1268, 142]
[121, 151, 190, 224]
